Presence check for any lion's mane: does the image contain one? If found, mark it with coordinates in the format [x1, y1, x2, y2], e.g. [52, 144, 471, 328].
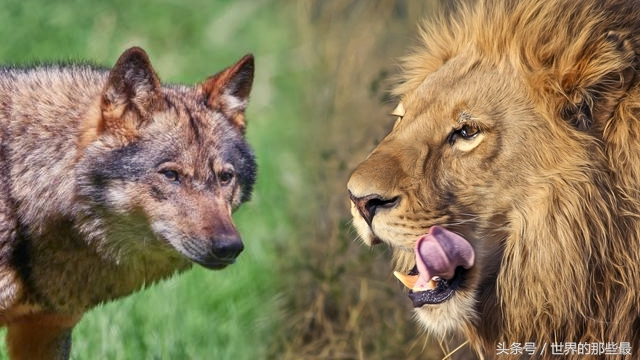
[396, 0, 640, 357]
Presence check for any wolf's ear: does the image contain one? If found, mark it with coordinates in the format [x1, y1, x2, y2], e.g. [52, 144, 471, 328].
[559, 32, 637, 131]
[101, 47, 164, 130]
[201, 54, 254, 133]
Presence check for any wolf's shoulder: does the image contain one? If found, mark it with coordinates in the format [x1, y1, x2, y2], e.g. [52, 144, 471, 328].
[0, 62, 108, 90]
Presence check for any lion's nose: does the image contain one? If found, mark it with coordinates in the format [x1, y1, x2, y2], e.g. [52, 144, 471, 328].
[349, 191, 399, 226]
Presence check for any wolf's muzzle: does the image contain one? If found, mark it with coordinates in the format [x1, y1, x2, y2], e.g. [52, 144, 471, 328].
[211, 234, 244, 262]
[190, 232, 245, 270]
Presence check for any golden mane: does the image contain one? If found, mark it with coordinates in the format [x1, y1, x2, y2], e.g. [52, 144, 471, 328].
[392, 0, 640, 356]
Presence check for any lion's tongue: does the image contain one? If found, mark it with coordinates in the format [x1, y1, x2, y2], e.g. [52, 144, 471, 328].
[413, 226, 475, 290]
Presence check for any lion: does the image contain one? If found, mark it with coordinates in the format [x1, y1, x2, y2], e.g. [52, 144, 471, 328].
[347, 0, 640, 358]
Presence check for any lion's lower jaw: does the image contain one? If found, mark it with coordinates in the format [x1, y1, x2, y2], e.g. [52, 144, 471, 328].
[413, 292, 478, 339]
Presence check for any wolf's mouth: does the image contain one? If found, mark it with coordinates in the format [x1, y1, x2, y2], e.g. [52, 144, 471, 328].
[393, 226, 475, 307]
[187, 248, 241, 270]
[197, 259, 234, 270]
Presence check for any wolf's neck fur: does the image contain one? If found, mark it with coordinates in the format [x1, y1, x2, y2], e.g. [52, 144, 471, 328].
[22, 219, 191, 314]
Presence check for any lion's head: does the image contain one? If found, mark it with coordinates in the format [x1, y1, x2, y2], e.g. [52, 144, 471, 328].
[348, 0, 640, 357]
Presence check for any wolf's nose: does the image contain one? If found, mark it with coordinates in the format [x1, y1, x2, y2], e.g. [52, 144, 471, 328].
[349, 191, 399, 226]
[212, 235, 244, 261]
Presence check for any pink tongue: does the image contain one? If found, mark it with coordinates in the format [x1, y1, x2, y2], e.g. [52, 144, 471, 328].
[414, 226, 475, 289]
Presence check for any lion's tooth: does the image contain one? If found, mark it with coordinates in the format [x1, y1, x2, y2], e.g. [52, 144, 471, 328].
[413, 279, 437, 291]
[393, 271, 418, 289]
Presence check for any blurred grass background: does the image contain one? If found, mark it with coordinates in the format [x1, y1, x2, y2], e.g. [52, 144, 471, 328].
[0, 0, 472, 359]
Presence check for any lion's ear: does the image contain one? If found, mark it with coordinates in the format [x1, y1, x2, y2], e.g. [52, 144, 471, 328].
[560, 31, 636, 131]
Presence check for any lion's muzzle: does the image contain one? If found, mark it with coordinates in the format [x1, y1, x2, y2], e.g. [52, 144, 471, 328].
[348, 191, 399, 227]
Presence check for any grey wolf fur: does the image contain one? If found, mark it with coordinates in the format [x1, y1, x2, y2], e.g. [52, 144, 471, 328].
[0, 47, 257, 359]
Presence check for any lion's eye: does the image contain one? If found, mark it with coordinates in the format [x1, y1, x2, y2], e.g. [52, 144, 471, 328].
[218, 170, 235, 185]
[160, 169, 180, 183]
[449, 124, 480, 145]
[459, 125, 479, 138]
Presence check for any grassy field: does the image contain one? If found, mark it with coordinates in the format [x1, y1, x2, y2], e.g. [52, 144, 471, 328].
[0, 0, 306, 359]
[271, 2, 476, 359]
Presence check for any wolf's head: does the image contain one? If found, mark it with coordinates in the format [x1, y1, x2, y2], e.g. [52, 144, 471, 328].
[76, 47, 256, 269]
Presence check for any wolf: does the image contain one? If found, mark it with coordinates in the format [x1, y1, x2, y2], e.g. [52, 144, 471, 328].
[0, 46, 257, 359]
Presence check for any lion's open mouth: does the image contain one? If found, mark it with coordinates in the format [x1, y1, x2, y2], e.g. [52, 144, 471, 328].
[393, 226, 475, 307]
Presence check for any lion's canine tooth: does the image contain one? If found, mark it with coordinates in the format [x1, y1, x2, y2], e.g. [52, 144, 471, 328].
[393, 271, 417, 289]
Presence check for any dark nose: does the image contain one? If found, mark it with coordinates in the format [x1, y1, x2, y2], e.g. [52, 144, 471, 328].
[212, 235, 244, 261]
[349, 191, 399, 226]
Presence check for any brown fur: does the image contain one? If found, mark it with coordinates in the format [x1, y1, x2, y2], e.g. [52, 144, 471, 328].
[348, 0, 640, 358]
[0, 47, 257, 359]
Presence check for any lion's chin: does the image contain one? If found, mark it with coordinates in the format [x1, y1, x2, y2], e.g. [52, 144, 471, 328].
[413, 289, 478, 337]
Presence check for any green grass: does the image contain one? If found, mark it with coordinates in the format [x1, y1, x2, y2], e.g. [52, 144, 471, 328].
[0, 0, 304, 359]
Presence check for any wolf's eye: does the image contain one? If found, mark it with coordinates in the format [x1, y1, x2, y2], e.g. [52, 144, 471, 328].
[160, 169, 180, 183]
[218, 170, 234, 185]
[448, 124, 480, 145]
